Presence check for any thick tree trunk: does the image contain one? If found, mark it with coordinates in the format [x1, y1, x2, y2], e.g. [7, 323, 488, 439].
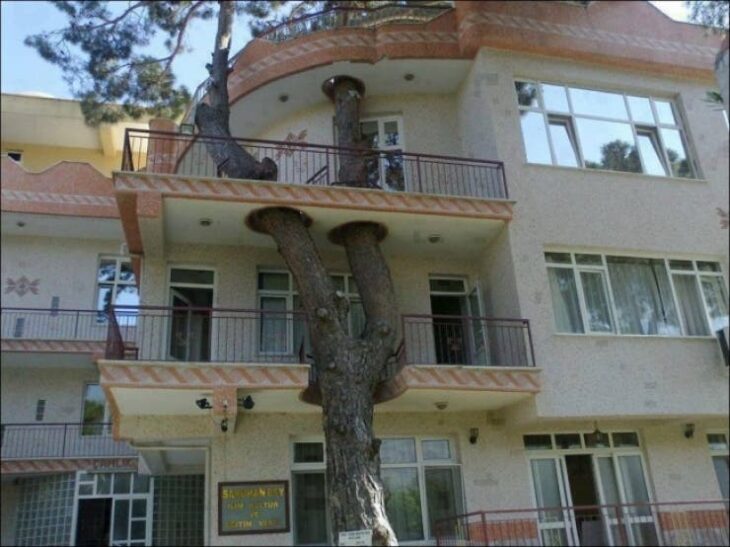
[195, 1, 277, 181]
[331, 76, 370, 186]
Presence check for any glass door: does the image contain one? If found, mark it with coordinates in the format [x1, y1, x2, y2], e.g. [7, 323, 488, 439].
[169, 289, 193, 361]
[359, 117, 404, 191]
[529, 457, 578, 546]
[466, 286, 489, 365]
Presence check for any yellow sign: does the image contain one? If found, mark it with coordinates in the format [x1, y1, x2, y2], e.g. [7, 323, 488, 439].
[218, 481, 289, 535]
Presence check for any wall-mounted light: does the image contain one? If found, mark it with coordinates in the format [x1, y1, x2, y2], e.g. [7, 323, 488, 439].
[404, 73, 415, 81]
[199, 218, 213, 227]
[238, 395, 255, 410]
[435, 401, 448, 410]
[195, 398, 212, 410]
[220, 418, 229, 433]
[684, 423, 695, 439]
[428, 234, 442, 244]
[16, 221, 26, 228]
[469, 428, 479, 445]
[278, 94, 289, 103]
[179, 123, 195, 135]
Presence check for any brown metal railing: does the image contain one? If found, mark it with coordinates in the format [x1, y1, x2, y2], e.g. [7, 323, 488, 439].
[122, 129, 508, 200]
[434, 500, 730, 546]
[0, 423, 136, 460]
[1, 307, 110, 342]
[258, 3, 454, 43]
[402, 315, 535, 367]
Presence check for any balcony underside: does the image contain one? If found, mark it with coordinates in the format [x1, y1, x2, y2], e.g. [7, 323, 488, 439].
[1, 340, 104, 369]
[1, 457, 138, 476]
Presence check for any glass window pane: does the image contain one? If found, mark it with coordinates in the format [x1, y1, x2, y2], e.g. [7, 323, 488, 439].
[597, 457, 620, 505]
[382, 467, 424, 541]
[294, 442, 324, 463]
[545, 252, 572, 264]
[548, 118, 579, 167]
[294, 473, 327, 545]
[170, 268, 214, 285]
[98, 259, 117, 282]
[529, 459, 564, 524]
[422, 440, 451, 461]
[700, 276, 729, 332]
[330, 275, 346, 292]
[570, 88, 628, 120]
[669, 260, 694, 271]
[258, 272, 290, 291]
[97, 473, 111, 495]
[712, 456, 729, 501]
[672, 275, 710, 336]
[383, 121, 400, 147]
[542, 84, 569, 112]
[260, 297, 288, 353]
[575, 254, 602, 266]
[606, 257, 680, 335]
[547, 268, 584, 334]
[555, 434, 582, 449]
[119, 261, 135, 283]
[380, 438, 417, 464]
[83, 384, 106, 435]
[113, 499, 130, 540]
[617, 455, 652, 516]
[361, 121, 379, 148]
[520, 111, 552, 164]
[654, 100, 677, 125]
[612, 432, 640, 447]
[636, 131, 667, 176]
[515, 82, 539, 108]
[97, 285, 114, 312]
[584, 431, 610, 448]
[660, 128, 692, 178]
[79, 484, 93, 496]
[708, 433, 729, 450]
[575, 118, 640, 173]
[115, 285, 140, 307]
[133, 474, 150, 494]
[524, 435, 553, 450]
[627, 96, 655, 124]
[132, 499, 146, 518]
[429, 279, 466, 293]
[580, 271, 613, 333]
[349, 300, 366, 338]
[114, 473, 132, 494]
[425, 467, 464, 538]
[697, 262, 721, 272]
[131, 520, 146, 540]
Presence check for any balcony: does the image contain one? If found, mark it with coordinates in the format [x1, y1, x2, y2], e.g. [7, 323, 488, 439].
[1, 308, 110, 366]
[434, 500, 730, 547]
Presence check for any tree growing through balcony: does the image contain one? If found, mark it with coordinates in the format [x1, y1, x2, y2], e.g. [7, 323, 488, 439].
[26, 1, 447, 544]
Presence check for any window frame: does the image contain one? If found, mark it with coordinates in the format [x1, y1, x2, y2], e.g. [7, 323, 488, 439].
[514, 79, 697, 179]
[545, 251, 727, 338]
[81, 382, 110, 436]
[95, 255, 139, 322]
[706, 432, 729, 501]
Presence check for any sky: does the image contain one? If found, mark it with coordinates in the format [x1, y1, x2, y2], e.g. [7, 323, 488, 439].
[0, 1, 693, 100]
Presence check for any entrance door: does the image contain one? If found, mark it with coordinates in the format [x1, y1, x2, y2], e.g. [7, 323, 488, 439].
[565, 455, 608, 546]
[168, 287, 213, 361]
[75, 498, 112, 547]
[529, 457, 577, 545]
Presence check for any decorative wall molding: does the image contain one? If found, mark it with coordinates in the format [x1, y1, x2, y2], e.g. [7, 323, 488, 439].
[1, 457, 137, 475]
[1, 340, 106, 354]
[4, 276, 40, 297]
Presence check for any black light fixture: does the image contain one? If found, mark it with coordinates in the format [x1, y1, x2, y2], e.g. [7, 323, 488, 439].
[469, 428, 479, 445]
[404, 73, 415, 81]
[220, 418, 229, 433]
[195, 398, 212, 410]
[278, 93, 289, 103]
[238, 395, 255, 410]
[684, 423, 695, 439]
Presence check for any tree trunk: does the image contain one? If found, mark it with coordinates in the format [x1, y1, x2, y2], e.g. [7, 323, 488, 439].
[195, 1, 277, 181]
[331, 76, 370, 186]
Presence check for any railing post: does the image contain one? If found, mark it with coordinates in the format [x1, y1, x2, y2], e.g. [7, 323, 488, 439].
[481, 511, 488, 546]
[74, 310, 80, 339]
[415, 155, 423, 193]
[62, 423, 67, 458]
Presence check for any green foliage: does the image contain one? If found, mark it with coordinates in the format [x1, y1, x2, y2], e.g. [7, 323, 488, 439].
[686, 0, 729, 32]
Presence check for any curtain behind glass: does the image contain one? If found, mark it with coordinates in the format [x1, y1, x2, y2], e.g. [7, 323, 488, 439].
[580, 271, 613, 332]
[293, 473, 327, 545]
[425, 467, 464, 538]
[382, 468, 424, 541]
[700, 277, 730, 332]
[548, 268, 584, 333]
[672, 275, 710, 336]
[607, 258, 680, 335]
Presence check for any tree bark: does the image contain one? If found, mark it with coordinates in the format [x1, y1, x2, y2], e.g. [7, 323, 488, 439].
[331, 76, 370, 186]
[195, 1, 277, 181]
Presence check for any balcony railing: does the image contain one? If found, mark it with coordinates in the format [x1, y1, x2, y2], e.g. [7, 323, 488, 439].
[434, 500, 730, 546]
[123, 129, 508, 200]
[104, 306, 535, 368]
[0, 423, 136, 460]
[402, 315, 535, 367]
[258, 3, 454, 43]
[1, 308, 110, 343]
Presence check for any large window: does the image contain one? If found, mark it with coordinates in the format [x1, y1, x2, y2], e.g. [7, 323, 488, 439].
[290, 438, 463, 544]
[545, 252, 728, 337]
[96, 257, 139, 323]
[515, 81, 695, 178]
[82, 383, 108, 436]
[707, 433, 729, 501]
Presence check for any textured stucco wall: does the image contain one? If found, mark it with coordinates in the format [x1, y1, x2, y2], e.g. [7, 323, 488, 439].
[1, 234, 125, 310]
[0, 480, 19, 547]
[0, 142, 121, 176]
[0, 367, 99, 424]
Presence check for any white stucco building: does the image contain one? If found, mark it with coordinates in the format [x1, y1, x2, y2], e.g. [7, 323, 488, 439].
[1, 2, 728, 546]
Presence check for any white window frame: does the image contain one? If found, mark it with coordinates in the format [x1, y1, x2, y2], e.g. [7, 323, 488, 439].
[166, 265, 217, 361]
[289, 436, 465, 543]
[96, 256, 139, 322]
[545, 251, 727, 338]
[707, 431, 730, 501]
[515, 79, 697, 179]
[81, 382, 111, 436]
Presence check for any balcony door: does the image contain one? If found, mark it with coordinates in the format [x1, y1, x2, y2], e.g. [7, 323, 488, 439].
[168, 268, 214, 362]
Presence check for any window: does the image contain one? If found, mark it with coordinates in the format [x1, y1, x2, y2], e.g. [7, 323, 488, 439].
[343, 116, 404, 191]
[96, 257, 139, 324]
[545, 253, 728, 337]
[82, 383, 108, 436]
[257, 271, 363, 354]
[35, 399, 46, 422]
[707, 433, 729, 501]
[515, 80, 695, 178]
[290, 438, 463, 544]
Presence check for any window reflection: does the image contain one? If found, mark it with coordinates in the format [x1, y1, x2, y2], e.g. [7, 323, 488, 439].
[576, 119, 640, 173]
[570, 88, 628, 120]
[520, 112, 551, 164]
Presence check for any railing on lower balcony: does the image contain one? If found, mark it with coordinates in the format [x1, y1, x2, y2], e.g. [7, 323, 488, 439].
[434, 500, 730, 547]
[402, 315, 535, 367]
[1, 308, 110, 343]
[0, 423, 136, 460]
[123, 129, 508, 200]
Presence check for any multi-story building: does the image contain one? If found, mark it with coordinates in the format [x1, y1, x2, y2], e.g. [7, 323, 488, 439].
[1, 2, 728, 546]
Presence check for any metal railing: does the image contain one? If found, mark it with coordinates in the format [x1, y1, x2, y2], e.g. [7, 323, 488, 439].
[1, 308, 110, 343]
[105, 306, 311, 364]
[0, 423, 136, 460]
[123, 129, 508, 200]
[258, 3, 454, 43]
[402, 315, 535, 367]
[434, 500, 730, 546]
